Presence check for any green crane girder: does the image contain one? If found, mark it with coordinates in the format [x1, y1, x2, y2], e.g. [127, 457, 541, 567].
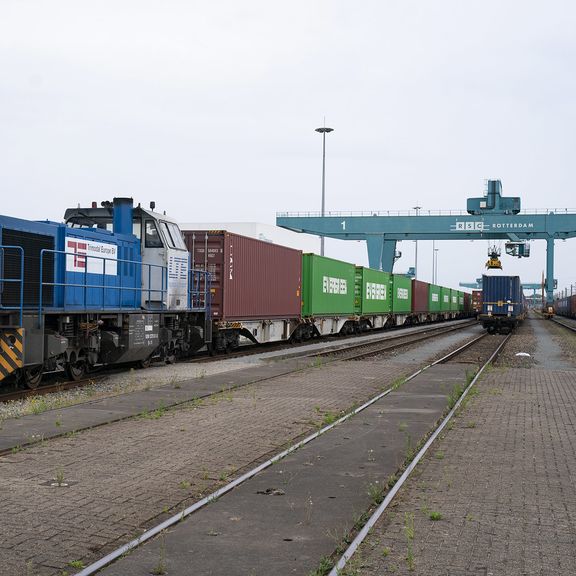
[277, 199, 576, 305]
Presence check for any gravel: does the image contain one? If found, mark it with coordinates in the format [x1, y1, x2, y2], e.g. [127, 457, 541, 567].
[0, 357, 253, 422]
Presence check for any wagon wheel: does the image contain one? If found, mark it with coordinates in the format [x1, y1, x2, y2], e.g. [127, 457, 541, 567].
[22, 366, 43, 390]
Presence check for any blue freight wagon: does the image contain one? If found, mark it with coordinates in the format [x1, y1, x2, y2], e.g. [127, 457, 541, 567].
[479, 274, 525, 334]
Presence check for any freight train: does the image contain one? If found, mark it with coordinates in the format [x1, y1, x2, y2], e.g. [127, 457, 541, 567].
[0, 198, 471, 389]
[553, 292, 576, 320]
[182, 230, 471, 352]
[478, 274, 526, 334]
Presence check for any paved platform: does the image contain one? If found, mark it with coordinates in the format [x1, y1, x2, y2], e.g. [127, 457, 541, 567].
[0, 326, 482, 576]
[351, 317, 576, 575]
[0, 357, 314, 454]
[0, 321, 475, 455]
[98, 364, 473, 576]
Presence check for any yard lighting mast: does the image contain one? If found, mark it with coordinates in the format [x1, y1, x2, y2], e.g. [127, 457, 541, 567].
[316, 124, 334, 256]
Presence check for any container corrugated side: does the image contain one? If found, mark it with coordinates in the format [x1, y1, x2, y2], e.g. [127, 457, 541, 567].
[481, 275, 522, 317]
[463, 292, 471, 313]
[302, 254, 356, 316]
[392, 275, 412, 313]
[429, 284, 442, 312]
[355, 267, 392, 314]
[450, 289, 459, 312]
[183, 231, 302, 320]
[411, 279, 429, 313]
[440, 287, 451, 311]
[458, 291, 465, 311]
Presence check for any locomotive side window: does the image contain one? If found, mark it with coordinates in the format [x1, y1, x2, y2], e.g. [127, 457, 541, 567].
[145, 220, 163, 248]
[160, 221, 186, 250]
[167, 222, 187, 250]
[160, 222, 176, 248]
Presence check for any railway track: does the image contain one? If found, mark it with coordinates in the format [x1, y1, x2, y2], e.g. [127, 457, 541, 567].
[0, 318, 485, 460]
[314, 319, 478, 361]
[328, 331, 512, 575]
[73, 321, 504, 576]
[0, 319, 477, 405]
[550, 315, 576, 333]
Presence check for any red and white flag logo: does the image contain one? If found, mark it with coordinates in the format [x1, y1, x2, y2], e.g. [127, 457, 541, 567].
[67, 240, 87, 268]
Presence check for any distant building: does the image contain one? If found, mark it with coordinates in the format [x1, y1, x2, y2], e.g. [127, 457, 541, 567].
[179, 222, 320, 253]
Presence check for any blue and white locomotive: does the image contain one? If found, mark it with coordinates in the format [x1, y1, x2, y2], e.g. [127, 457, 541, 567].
[0, 198, 209, 388]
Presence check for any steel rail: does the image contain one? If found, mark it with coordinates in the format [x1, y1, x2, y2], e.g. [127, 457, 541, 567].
[73, 328, 487, 576]
[319, 321, 479, 361]
[327, 332, 512, 576]
[550, 316, 576, 333]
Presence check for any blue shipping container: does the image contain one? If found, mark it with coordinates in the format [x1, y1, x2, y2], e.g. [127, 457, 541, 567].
[482, 275, 523, 317]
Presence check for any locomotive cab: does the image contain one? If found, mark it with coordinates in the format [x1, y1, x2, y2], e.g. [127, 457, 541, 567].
[65, 199, 190, 311]
[0, 198, 209, 389]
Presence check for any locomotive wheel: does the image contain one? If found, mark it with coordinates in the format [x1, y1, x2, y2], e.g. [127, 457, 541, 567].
[67, 363, 86, 381]
[66, 354, 86, 381]
[138, 356, 152, 369]
[22, 366, 43, 390]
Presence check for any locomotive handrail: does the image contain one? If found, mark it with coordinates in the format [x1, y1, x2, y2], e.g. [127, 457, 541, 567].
[0, 245, 24, 327]
[38, 249, 170, 322]
[188, 269, 212, 312]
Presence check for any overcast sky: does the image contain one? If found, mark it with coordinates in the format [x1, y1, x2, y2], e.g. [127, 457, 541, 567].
[1, 1, 575, 293]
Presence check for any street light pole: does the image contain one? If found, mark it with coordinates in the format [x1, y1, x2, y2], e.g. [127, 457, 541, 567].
[315, 125, 334, 256]
[434, 248, 439, 284]
[413, 206, 421, 279]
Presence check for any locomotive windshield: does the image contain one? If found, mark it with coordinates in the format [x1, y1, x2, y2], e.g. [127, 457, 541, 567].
[64, 205, 187, 251]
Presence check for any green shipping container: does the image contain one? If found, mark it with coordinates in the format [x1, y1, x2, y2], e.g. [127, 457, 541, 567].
[450, 289, 458, 312]
[302, 254, 356, 316]
[429, 284, 442, 312]
[440, 286, 451, 311]
[392, 275, 412, 313]
[458, 291, 465, 311]
[354, 267, 393, 314]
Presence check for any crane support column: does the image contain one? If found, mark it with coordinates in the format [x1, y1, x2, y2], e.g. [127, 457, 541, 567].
[546, 237, 554, 305]
[366, 236, 397, 272]
[381, 240, 398, 273]
[366, 235, 384, 270]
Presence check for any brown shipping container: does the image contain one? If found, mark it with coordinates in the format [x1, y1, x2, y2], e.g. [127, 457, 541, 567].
[411, 279, 430, 313]
[463, 292, 471, 313]
[472, 290, 482, 312]
[183, 231, 302, 321]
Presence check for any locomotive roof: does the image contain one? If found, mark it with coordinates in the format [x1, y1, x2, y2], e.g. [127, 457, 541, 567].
[64, 205, 179, 227]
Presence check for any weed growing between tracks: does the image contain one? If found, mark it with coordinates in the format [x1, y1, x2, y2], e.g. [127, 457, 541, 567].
[367, 481, 386, 505]
[140, 401, 168, 420]
[150, 534, 167, 575]
[404, 512, 416, 570]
